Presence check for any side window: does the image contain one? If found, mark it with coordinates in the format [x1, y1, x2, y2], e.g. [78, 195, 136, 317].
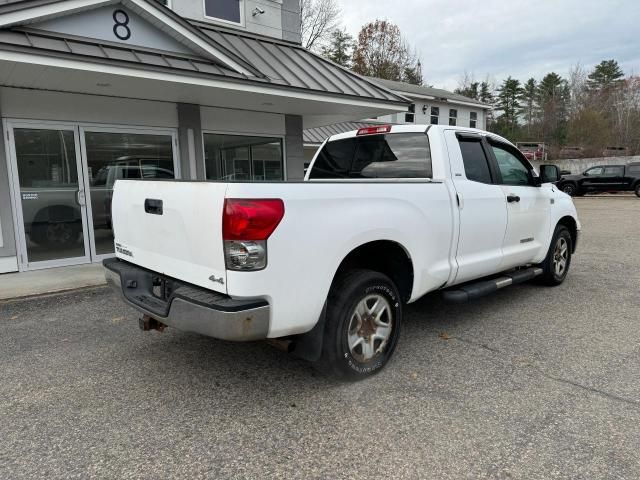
[585, 167, 603, 176]
[629, 165, 640, 174]
[603, 166, 624, 176]
[458, 138, 492, 184]
[491, 144, 533, 186]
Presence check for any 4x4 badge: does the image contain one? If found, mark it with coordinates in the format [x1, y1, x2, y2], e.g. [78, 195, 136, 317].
[209, 275, 225, 285]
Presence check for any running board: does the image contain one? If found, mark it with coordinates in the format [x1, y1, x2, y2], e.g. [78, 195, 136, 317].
[442, 267, 543, 303]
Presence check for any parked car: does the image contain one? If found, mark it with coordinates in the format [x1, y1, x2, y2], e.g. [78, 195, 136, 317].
[557, 163, 640, 197]
[105, 125, 580, 380]
[516, 142, 547, 161]
[558, 146, 585, 159]
[602, 146, 630, 157]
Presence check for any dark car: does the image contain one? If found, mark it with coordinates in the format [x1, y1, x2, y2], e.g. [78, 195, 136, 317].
[557, 163, 640, 197]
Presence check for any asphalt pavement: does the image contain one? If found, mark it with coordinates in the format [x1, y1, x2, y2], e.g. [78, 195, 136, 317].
[1, 197, 639, 479]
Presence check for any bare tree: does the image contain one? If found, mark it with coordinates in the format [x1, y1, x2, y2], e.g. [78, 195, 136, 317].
[300, 0, 340, 51]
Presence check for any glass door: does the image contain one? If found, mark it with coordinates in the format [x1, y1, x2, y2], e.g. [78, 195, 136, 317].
[80, 127, 178, 260]
[6, 122, 91, 270]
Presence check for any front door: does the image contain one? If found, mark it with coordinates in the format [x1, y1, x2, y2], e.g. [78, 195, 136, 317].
[486, 140, 551, 270]
[6, 122, 91, 270]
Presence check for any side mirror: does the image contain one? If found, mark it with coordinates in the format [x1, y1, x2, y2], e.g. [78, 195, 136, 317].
[540, 164, 560, 183]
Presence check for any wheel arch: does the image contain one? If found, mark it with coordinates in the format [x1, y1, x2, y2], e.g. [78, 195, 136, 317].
[332, 240, 415, 303]
[557, 215, 578, 253]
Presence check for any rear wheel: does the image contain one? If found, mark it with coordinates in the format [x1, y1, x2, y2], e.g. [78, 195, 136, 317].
[635, 183, 640, 198]
[538, 225, 573, 286]
[315, 269, 402, 381]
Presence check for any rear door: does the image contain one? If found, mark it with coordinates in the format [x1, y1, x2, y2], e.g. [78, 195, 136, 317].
[602, 166, 625, 190]
[111, 180, 229, 293]
[486, 140, 551, 269]
[445, 131, 508, 284]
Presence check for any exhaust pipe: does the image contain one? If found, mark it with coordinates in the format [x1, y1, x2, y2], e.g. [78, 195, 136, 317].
[139, 315, 167, 332]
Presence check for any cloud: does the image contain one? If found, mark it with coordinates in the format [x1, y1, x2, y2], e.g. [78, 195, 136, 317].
[335, 0, 640, 89]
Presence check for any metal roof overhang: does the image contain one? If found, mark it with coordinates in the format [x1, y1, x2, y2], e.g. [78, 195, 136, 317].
[0, 43, 409, 129]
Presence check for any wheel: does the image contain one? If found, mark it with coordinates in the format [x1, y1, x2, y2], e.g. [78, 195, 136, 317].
[561, 183, 577, 196]
[315, 269, 402, 380]
[635, 184, 640, 198]
[30, 220, 81, 248]
[538, 225, 573, 286]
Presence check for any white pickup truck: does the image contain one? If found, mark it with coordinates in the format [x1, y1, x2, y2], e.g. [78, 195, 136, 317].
[105, 125, 580, 380]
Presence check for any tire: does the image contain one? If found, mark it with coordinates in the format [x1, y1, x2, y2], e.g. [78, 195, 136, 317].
[30, 220, 81, 248]
[561, 183, 578, 196]
[635, 184, 640, 198]
[538, 225, 573, 286]
[315, 269, 402, 381]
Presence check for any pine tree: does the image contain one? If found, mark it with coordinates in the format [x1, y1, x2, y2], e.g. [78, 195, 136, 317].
[403, 61, 424, 86]
[496, 77, 522, 137]
[519, 78, 538, 136]
[320, 29, 355, 68]
[587, 59, 624, 91]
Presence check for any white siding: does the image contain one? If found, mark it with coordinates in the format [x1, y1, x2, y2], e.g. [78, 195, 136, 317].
[375, 98, 487, 130]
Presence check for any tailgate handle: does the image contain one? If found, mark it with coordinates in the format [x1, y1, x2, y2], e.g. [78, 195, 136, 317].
[144, 199, 163, 215]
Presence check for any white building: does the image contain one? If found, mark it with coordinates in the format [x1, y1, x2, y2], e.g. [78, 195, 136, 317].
[304, 78, 491, 161]
[0, 0, 408, 274]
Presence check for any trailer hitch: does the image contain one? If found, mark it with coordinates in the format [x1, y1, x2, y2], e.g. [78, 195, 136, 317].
[138, 314, 167, 332]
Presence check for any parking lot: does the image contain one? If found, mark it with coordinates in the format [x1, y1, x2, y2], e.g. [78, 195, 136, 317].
[1, 197, 639, 479]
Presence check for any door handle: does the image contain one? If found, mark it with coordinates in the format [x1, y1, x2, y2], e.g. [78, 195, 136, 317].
[76, 189, 86, 206]
[507, 194, 521, 203]
[144, 198, 163, 215]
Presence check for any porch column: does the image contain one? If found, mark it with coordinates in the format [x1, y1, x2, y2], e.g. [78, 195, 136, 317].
[285, 114, 305, 181]
[0, 91, 18, 272]
[177, 103, 205, 180]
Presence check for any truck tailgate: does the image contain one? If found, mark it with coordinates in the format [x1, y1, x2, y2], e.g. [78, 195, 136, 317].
[111, 180, 228, 294]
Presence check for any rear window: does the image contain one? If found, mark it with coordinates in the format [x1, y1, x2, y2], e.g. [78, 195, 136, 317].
[309, 133, 432, 180]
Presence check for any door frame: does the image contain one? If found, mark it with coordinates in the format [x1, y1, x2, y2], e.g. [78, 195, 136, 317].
[3, 118, 92, 271]
[79, 123, 180, 263]
[3, 119, 181, 270]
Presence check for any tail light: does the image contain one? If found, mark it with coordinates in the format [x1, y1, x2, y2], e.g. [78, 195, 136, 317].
[222, 199, 284, 271]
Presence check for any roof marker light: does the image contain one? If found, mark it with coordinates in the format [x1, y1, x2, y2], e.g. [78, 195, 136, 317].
[356, 125, 392, 136]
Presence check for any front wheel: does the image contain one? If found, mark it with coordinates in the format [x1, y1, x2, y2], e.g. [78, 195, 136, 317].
[635, 184, 640, 198]
[315, 269, 402, 381]
[538, 225, 573, 286]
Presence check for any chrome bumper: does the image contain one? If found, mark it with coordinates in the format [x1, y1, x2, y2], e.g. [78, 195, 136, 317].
[104, 259, 270, 341]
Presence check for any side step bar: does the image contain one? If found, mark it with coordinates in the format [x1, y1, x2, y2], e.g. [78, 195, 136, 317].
[442, 267, 543, 303]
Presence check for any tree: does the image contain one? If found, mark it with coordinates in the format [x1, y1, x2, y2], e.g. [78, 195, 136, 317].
[320, 29, 355, 67]
[351, 20, 421, 83]
[455, 72, 479, 100]
[537, 72, 570, 144]
[495, 77, 522, 137]
[587, 59, 625, 91]
[404, 60, 424, 86]
[519, 78, 538, 136]
[300, 0, 340, 51]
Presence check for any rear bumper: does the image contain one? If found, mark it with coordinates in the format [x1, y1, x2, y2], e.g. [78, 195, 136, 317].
[104, 258, 270, 341]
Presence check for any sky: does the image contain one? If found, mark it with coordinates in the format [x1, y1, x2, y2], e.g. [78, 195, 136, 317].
[334, 0, 640, 91]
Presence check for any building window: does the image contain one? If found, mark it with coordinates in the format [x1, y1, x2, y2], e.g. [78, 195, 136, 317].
[430, 106, 439, 125]
[204, 0, 242, 24]
[449, 109, 458, 126]
[470, 111, 478, 128]
[204, 134, 284, 182]
[405, 104, 416, 123]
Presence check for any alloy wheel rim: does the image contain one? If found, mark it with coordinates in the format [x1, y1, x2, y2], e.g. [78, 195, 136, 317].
[347, 294, 393, 363]
[563, 185, 574, 195]
[553, 237, 569, 277]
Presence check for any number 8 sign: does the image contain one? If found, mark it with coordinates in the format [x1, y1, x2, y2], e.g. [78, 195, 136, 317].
[113, 9, 131, 41]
